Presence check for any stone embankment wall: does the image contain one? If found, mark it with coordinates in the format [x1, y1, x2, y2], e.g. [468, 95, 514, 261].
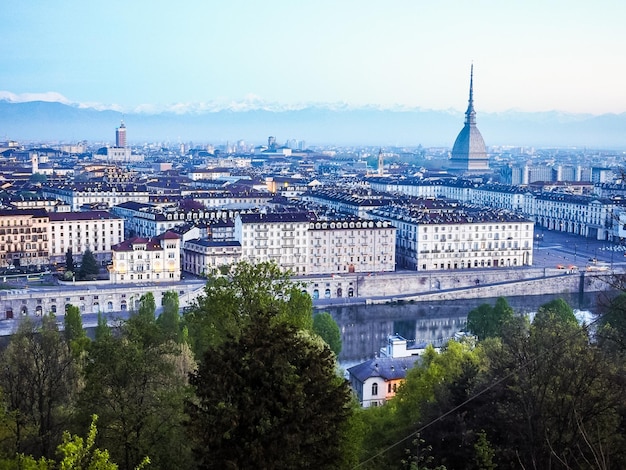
[395, 272, 610, 303]
[301, 267, 618, 305]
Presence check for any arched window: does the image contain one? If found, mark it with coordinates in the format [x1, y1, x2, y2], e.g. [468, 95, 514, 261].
[371, 383, 378, 396]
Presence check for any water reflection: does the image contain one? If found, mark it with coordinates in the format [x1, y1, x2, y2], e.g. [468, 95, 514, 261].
[324, 293, 601, 368]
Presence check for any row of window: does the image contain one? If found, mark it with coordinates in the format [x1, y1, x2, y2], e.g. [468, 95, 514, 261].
[0, 219, 46, 227]
[370, 382, 397, 396]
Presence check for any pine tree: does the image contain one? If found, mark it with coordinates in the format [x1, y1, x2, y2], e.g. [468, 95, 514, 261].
[78, 249, 99, 280]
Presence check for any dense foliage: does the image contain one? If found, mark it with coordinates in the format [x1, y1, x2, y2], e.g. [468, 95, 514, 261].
[355, 295, 626, 469]
[312, 311, 342, 355]
[0, 263, 355, 469]
[187, 309, 352, 469]
[466, 296, 514, 339]
[3, 264, 626, 469]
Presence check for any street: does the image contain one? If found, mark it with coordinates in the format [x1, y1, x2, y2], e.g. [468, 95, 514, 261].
[532, 228, 626, 271]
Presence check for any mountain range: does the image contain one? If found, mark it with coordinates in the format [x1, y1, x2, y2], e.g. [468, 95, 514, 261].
[1, 100, 625, 149]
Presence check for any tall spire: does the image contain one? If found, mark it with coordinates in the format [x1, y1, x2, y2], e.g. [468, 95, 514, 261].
[465, 64, 476, 126]
[450, 62, 489, 172]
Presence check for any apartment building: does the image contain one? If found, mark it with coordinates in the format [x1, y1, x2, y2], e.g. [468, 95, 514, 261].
[371, 204, 533, 271]
[182, 239, 242, 276]
[0, 209, 49, 269]
[48, 211, 125, 264]
[109, 231, 181, 283]
[302, 189, 393, 218]
[179, 190, 273, 208]
[307, 219, 396, 275]
[41, 183, 149, 211]
[112, 201, 256, 238]
[368, 177, 616, 240]
[234, 212, 310, 274]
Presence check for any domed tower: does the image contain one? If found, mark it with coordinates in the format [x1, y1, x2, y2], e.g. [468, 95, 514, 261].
[449, 65, 489, 172]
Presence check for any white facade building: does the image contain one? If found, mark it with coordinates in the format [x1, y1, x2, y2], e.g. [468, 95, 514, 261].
[348, 336, 420, 408]
[306, 219, 396, 275]
[370, 204, 534, 271]
[367, 177, 616, 241]
[48, 211, 125, 264]
[109, 231, 181, 283]
[234, 212, 310, 274]
[41, 183, 150, 211]
[182, 239, 242, 276]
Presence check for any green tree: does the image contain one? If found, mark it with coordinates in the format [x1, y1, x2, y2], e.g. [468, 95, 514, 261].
[596, 292, 626, 353]
[137, 292, 156, 320]
[466, 297, 514, 340]
[78, 249, 99, 281]
[156, 291, 181, 343]
[80, 307, 193, 470]
[64, 304, 90, 356]
[354, 339, 483, 469]
[65, 249, 75, 275]
[533, 297, 577, 327]
[0, 415, 149, 469]
[391, 339, 483, 468]
[0, 316, 79, 460]
[474, 311, 626, 468]
[183, 261, 313, 358]
[313, 311, 342, 355]
[186, 308, 354, 469]
[94, 312, 111, 342]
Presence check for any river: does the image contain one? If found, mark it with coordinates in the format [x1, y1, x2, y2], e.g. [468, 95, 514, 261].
[323, 292, 609, 369]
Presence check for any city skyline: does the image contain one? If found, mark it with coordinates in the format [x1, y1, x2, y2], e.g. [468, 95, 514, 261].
[2, 1, 625, 116]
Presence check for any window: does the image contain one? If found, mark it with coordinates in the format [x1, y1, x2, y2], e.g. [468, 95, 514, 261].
[371, 383, 378, 396]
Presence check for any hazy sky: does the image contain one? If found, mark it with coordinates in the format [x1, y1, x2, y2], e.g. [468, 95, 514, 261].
[2, 0, 625, 115]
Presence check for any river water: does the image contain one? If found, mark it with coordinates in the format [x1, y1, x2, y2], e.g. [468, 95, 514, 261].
[324, 292, 608, 369]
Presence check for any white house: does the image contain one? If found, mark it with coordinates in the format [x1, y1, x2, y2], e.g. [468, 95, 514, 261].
[109, 231, 181, 283]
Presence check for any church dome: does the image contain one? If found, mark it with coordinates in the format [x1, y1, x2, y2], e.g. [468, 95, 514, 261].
[451, 123, 487, 160]
[449, 65, 489, 172]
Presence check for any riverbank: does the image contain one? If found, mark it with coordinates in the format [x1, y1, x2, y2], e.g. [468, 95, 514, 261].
[310, 267, 621, 308]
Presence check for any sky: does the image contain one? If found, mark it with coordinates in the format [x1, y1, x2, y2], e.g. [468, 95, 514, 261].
[2, 0, 625, 115]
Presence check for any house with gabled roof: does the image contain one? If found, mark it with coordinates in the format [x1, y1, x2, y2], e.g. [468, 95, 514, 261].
[347, 335, 420, 407]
